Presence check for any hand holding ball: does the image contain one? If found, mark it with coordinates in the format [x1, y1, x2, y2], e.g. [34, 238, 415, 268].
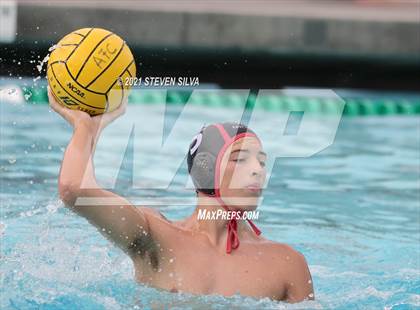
[47, 28, 136, 116]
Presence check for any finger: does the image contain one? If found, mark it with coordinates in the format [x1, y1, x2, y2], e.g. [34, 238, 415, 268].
[48, 86, 74, 123]
[95, 97, 128, 123]
[113, 96, 128, 115]
[106, 103, 126, 121]
[113, 101, 127, 117]
[47, 87, 63, 112]
[47, 86, 58, 105]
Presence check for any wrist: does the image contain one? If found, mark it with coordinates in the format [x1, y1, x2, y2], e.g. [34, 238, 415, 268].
[74, 118, 93, 133]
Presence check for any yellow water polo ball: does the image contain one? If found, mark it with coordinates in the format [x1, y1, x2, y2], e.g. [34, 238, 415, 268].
[47, 27, 136, 116]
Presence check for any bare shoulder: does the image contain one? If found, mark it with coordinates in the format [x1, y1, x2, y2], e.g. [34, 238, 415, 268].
[275, 243, 307, 263]
[258, 239, 303, 257]
[278, 243, 309, 272]
[267, 242, 314, 302]
[259, 240, 310, 273]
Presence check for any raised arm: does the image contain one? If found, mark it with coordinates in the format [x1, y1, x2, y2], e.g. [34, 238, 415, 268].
[49, 88, 149, 259]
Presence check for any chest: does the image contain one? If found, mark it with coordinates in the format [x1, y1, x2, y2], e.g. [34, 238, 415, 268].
[137, 245, 285, 300]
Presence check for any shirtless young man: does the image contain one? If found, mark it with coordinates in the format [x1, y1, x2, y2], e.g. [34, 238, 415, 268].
[49, 87, 314, 303]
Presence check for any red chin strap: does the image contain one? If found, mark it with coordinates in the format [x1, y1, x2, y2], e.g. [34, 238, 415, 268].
[219, 199, 262, 254]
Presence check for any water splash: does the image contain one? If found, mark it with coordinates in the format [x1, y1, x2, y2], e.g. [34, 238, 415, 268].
[36, 54, 50, 73]
[33, 44, 58, 82]
[49, 44, 58, 52]
[46, 203, 60, 214]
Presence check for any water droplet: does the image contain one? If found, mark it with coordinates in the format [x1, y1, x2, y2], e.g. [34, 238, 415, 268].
[0, 222, 7, 235]
[121, 217, 126, 221]
[308, 293, 314, 298]
[46, 204, 59, 213]
[49, 44, 58, 52]
[169, 273, 173, 278]
[47, 145, 52, 150]
[308, 279, 312, 284]
[169, 258, 174, 263]
[8, 158, 16, 164]
[36, 54, 50, 73]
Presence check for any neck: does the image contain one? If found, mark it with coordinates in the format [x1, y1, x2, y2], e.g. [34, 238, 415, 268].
[186, 194, 246, 248]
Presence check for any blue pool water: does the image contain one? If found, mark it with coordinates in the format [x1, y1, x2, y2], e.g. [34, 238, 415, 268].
[1, 92, 419, 309]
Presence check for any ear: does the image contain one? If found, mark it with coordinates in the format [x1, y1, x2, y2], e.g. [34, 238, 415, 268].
[190, 152, 216, 193]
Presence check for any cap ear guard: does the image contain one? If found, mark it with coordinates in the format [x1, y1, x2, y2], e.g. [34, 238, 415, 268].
[189, 151, 216, 196]
[188, 122, 255, 196]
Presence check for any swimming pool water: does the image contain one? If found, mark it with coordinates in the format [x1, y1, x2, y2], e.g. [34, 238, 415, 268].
[1, 97, 419, 309]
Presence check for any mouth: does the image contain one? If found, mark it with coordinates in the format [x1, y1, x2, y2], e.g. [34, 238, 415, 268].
[245, 183, 262, 195]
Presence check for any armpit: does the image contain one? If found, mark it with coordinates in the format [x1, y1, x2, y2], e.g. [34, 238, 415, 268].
[128, 232, 160, 271]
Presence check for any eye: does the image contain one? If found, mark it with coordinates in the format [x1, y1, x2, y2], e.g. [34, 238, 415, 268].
[232, 158, 245, 162]
[260, 161, 266, 167]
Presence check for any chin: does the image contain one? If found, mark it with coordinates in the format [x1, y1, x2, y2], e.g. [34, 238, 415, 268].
[221, 189, 262, 211]
[239, 206, 258, 213]
[234, 196, 260, 211]
[245, 200, 260, 211]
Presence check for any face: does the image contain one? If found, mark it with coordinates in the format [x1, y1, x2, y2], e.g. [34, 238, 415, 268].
[218, 137, 267, 210]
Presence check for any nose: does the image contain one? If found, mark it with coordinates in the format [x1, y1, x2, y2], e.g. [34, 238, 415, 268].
[250, 157, 264, 178]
